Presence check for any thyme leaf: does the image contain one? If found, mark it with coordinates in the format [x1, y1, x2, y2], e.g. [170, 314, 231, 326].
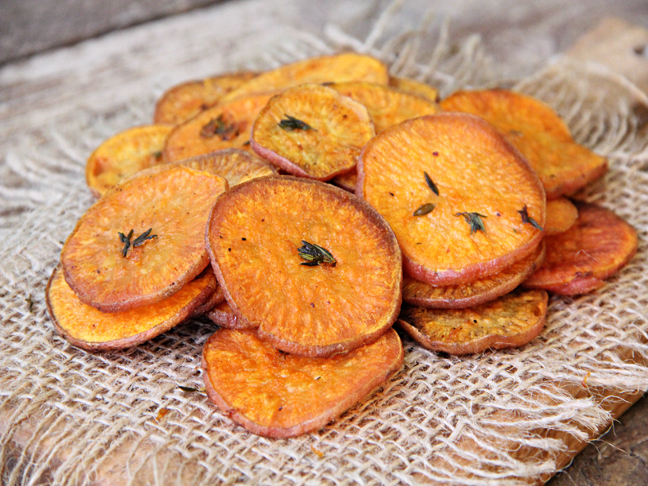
[200, 114, 237, 140]
[298, 240, 336, 267]
[423, 171, 439, 196]
[132, 228, 158, 248]
[455, 212, 487, 234]
[413, 203, 436, 216]
[118, 229, 134, 257]
[279, 115, 315, 132]
[119, 228, 156, 257]
[518, 205, 543, 231]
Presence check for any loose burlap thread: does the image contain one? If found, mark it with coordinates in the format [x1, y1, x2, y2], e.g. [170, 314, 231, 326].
[2, 4, 648, 485]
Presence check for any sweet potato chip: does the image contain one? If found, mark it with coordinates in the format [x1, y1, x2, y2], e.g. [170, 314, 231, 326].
[398, 289, 548, 355]
[62, 165, 228, 312]
[47, 265, 217, 350]
[331, 169, 358, 193]
[389, 76, 440, 103]
[358, 113, 546, 286]
[206, 300, 254, 329]
[85, 125, 173, 198]
[176, 148, 277, 186]
[250, 84, 374, 181]
[154, 72, 257, 125]
[440, 89, 608, 199]
[221, 52, 389, 102]
[202, 327, 403, 438]
[163, 93, 272, 163]
[207, 176, 402, 357]
[193, 281, 225, 317]
[545, 197, 578, 235]
[523, 202, 637, 295]
[403, 242, 545, 309]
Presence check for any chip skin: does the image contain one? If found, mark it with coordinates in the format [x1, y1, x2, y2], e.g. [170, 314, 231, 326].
[176, 149, 278, 186]
[201, 327, 403, 438]
[62, 165, 228, 312]
[389, 76, 440, 103]
[523, 202, 637, 295]
[440, 89, 608, 199]
[154, 72, 257, 125]
[46, 265, 217, 350]
[398, 289, 548, 355]
[206, 301, 254, 329]
[163, 93, 273, 163]
[545, 197, 578, 235]
[357, 112, 546, 287]
[85, 125, 173, 198]
[403, 242, 545, 309]
[207, 176, 402, 357]
[251, 84, 375, 181]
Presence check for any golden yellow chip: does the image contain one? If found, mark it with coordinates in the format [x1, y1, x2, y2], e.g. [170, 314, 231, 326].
[47, 265, 217, 350]
[202, 328, 403, 438]
[398, 289, 548, 355]
[62, 165, 228, 312]
[206, 301, 254, 329]
[389, 76, 440, 103]
[545, 197, 578, 235]
[251, 84, 374, 180]
[154, 72, 257, 125]
[85, 125, 173, 198]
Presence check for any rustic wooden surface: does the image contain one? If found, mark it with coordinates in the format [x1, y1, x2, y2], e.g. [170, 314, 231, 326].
[2, 0, 648, 484]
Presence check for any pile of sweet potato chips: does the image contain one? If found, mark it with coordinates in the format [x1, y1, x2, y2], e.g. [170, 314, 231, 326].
[46, 52, 638, 438]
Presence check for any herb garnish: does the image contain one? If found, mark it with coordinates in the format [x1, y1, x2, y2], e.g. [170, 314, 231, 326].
[518, 205, 543, 231]
[178, 386, 205, 393]
[119, 228, 157, 257]
[424, 171, 439, 196]
[118, 229, 134, 257]
[413, 203, 436, 216]
[455, 212, 487, 234]
[200, 115, 237, 140]
[298, 240, 336, 267]
[279, 115, 315, 132]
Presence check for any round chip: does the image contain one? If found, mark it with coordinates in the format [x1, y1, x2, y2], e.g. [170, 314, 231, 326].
[46, 265, 217, 350]
[523, 202, 637, 295]
[403, 242, 545, 308]
[206, 301, 253, 329]
[440, 89, 608, 199]
[202, 327, 403, 438]
[85, 125, 173, 198]
[62, 165, 228, 312]
[207, 176, 402, 357]
[251, 84, 375, 181]
[358, 113, 546, 286]
[545, 197, 578, 235]
[389, 76, 440, 103]
[398, 289, 548, 355]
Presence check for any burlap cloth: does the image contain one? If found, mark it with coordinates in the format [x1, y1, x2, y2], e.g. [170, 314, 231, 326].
[2, 4, 648, 485]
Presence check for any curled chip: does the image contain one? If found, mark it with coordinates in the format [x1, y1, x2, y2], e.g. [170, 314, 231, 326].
[154, 72, 257, 125]
[251, 84, 375, 181]
[524, 202, 637, 295]
[440, 89, 608, 199]
[85, 125, 173, 198]
[389, 76, 440, 103]
[163, 93, 272, 163]
[192, 281, 225, 317]
[202, 327, 403, 438]
[398, 289, 548, 355]
[46, 265, 217, 350]
[176, 149, 277, 187]
[358, 113, 545, 287]
[206, 301, 254, 330]
[62, 165, 228, 312]
[403, 242, 545, 309]
[207, 176, 402, 357]
[545, 197, 578, 235]
[220, 52, 389, 102]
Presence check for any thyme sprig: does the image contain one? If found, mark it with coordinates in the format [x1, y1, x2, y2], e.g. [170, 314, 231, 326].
[118, 228, 157, 257]
[518, 205, 543, 231]
[279, 115, 316, 132]
[455, 212, 487, 234]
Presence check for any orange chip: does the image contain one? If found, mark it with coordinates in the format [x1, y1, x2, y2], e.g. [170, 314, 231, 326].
[47, 265, 217, 350]
[202, 327, 403, 438]
[545, 197, 578, 235]
[206, 301, 254, 329]
[403, 242, 545, 309]
[193, 281, 225, 317]
[523, 202, 637, 295]
[61, 165, 228, 312]
[154, 72, 257, 125]
[221, 52, 389, 102]
[440, 89, 608, 199]
[389, 76, 440, 103]
[331, 169, 358, 193]
[163, 93, 272, 163]
[176, 149, 277, 186]
[250, 84, 374, 181]
[398, 289, 548, 355]
[358, 113, 546, 286]
[207, 176, 402, 357]
[85, 125, 173, 198]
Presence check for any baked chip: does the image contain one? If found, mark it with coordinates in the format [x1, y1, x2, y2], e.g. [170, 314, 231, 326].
[206, 301, 254, 329]
[163, 93, 272, 163]
[193, 281, 225, 317]
[331, 169, 358, 193]
[398, 289, 548, 355]
[251, 84, 375, 181]
[523, 202, 637, 295]
[389, 76, 440, 103]
[403, 242, 545, 309]
[202, 327, 403, 438]
[221, 52, 389, 102]
[207, 176, 402, 357]
[176, 149, 277, 186]
[62, 165, 228, 312]
[154, 72, 257, 125]
[545, 197, 578, 235]
[358, 113, 546, 287]
[85, 125, 173, 198]
[47, 265, 217, 350]
[440, 89, 608, 199]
